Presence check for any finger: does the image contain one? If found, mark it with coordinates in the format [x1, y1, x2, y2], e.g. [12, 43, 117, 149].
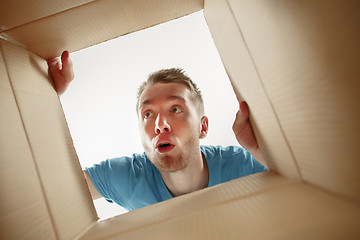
[233, 112, 247, 136]
[236, 121, 258, 151]
[60, 51, 74, 83]
[234, 103, 258, 150]
[233, 102, 249, 130]
[239, 101, 249, 119]
[233, 115, 246, 134]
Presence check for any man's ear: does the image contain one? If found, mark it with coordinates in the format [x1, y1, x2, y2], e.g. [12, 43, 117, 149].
[199, 116, 209, 139]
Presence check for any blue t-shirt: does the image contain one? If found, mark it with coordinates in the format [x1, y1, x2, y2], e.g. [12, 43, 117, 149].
[85, 145, 267, 211]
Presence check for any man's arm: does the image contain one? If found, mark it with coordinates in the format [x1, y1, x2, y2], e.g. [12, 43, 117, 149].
[232, 101, 267, 168]
[47, 51, 74, 95]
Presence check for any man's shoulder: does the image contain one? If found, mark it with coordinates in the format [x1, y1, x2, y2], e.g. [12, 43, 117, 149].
[201, 145, 256, 169]
[86, 152, 152, 174]
[203, 145, 267, 186]
[200, 145, 246, 159]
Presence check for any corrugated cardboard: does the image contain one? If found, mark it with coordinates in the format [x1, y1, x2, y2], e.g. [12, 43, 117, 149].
[80, 172, 360, 240]
[203, 0, 302, 181]
[236, 0, 360, 202]
[0, 39, 97, 239]
[205, 0, 360, 202]
[0, 39, 57, 240]
[0, 0, 203, 59]
[80, 172, 292, 239]
[0, 0, 359, 239]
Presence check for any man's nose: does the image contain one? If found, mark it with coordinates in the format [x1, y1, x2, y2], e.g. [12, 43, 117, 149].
[154, 113, 171, 134]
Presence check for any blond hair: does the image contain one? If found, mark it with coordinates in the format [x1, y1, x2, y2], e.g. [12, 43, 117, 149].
[136, 68, 204, 116]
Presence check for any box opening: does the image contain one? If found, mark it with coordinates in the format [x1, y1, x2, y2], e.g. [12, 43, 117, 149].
[60, 10, 241, 220]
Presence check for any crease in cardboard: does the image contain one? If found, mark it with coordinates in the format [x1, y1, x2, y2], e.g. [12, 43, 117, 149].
[0, 40, 60, 240]
[0, 33, 27, 50]
[300, 177, 360, 207]
[223, 0, 303, 181]
[85, 175, 294, 239]
[74, 220, 99, 240]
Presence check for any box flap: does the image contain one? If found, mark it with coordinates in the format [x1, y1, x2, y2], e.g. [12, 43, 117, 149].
[216, 0, 360, 202]
[79, 172, 290, 239]
[1, 0, 203, 59]
[0, 40, 56, 239]
[80, 172, 360, 239]
[0, 39, 98, 239]
[204, 0, 301, 181]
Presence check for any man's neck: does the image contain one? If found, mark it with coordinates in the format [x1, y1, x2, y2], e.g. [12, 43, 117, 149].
[160, 152, 209, 197]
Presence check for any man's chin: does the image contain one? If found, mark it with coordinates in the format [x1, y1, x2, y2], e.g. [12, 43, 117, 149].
[154, 158, 189, 173]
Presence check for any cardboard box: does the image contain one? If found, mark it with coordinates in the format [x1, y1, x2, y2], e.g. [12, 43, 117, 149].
[1, 0, 359, 239]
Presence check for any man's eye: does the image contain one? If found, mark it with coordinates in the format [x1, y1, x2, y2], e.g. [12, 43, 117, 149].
[144, 111, 153, 118]
[171, 107, 182, 113]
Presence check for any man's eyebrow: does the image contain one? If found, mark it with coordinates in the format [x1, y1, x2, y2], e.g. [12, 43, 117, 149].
[139, 95, 186, 110]
[168, 95, 186, 102]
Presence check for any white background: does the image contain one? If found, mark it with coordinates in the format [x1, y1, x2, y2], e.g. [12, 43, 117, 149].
[60, 11, 240, 220]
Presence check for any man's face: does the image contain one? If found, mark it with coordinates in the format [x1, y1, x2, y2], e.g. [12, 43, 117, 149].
[138, 82, 207, 172]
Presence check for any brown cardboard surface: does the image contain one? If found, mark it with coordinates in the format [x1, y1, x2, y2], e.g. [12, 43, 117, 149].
[80, 172, 291, 239]
[0, 40, 56, 239]
[225, 0, 360, 202]
[80, 172, 360, 240]
[204, 0, 301, 181]
[1, 0, 203, 59]
[0, 0, 94, 31]
[1, 39, 97, 239]
[1, 0, 360, 239]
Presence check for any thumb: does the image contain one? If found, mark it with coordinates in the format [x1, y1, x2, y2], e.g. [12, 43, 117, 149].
[60, 51, 74, 83]
[233, 101, 249, 134]
[239, 101, 249, 119]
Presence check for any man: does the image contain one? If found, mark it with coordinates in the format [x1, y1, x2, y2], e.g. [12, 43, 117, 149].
[48, 51, 267, 211]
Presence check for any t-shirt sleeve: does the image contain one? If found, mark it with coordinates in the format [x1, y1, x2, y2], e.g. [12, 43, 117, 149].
[85, 156, 143, 205]
[203, 145, 267, 186]
[236, 147, 268, 175]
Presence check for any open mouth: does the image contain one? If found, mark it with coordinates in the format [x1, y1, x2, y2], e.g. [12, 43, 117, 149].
[156, 142, 175, 153]
[159, 143, 171, 148]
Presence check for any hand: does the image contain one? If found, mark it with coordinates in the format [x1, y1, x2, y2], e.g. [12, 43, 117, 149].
[233, 101, 258, 151]
[47, 51, 74, 95]
[233, 101, 265, 166]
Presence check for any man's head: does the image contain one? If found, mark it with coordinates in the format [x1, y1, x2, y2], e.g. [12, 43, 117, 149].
[136, 68, 208, 173]
[137, 68, 205, 117]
